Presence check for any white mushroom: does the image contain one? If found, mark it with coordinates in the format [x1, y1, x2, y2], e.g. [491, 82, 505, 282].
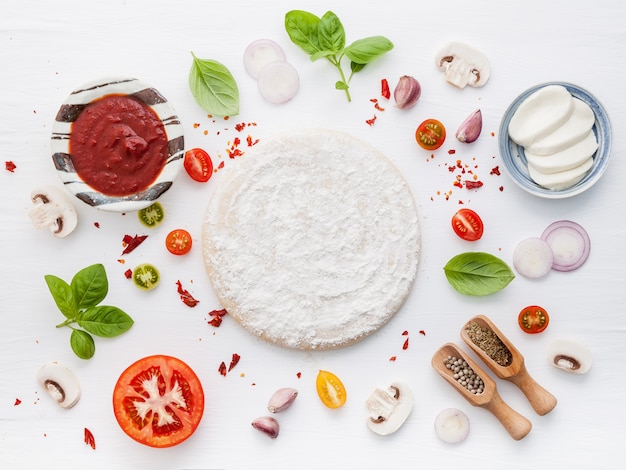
[435, 42, 491, 88]
[365, 381, 414, 435]
[29, 185, 78, 238]
[36, 362, 81, 409]
[547, 338, 593, 374]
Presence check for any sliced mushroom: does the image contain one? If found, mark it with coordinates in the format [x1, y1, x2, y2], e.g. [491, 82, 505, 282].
[365, 381, 414, 435]
[36, 362, 81, 408]
[29, 185, 78, 238]
[435, 42, 491, 88]
[547, 338, 593, 374]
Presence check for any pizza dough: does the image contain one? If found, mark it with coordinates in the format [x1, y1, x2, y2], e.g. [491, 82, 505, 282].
[202, 129, 420, 350]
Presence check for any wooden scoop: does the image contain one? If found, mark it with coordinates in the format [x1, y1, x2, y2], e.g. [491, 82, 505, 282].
[432, 343, 532, 441]
[461, 315, 557, 416]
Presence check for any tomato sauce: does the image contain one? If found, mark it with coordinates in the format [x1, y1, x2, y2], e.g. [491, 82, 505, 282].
[70, 94, 168, 196]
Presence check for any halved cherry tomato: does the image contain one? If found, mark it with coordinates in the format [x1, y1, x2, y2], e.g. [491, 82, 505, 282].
[132, 263, 160, 290]
[316, 370, 347, 409]
[113, 355, 204, 448]
[165, 229, 192, 255]
[451, 208, 484, 241]
[138, 202, 164, 228]
[184, 148, 213, 182]
[518, 305, 550, 334]
[415, 118, 446, 150]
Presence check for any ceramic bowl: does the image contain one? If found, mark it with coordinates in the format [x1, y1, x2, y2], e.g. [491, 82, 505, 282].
[51, 77, 184, 212]
[498, 82, 611, 199]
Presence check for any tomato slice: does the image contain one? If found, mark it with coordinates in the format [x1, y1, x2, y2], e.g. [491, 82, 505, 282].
[415, 119, 446, 150]
[132, 263, 160, 290]
[138, 202, 164, 228]
[113, 355, 204, 448]
[184, 148, 213, 183]
[451, 208, 484, 241]
[165, 229, 193, 255]
[518, 305, 550, 334]
[316, 370, 347, 409]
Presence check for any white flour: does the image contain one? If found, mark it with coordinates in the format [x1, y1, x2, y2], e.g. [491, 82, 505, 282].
[202, 129, 421, 350]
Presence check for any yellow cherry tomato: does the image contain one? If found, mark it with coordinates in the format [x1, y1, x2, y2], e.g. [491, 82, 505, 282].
[315, 370, 347, 408]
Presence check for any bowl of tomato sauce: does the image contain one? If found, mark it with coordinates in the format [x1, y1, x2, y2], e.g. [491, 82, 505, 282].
[51, 77, 184, 212]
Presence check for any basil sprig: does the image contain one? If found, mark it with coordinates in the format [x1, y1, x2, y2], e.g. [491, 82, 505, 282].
[189, 52, 239, 116]
[45, 264, 134, 359]
[443, 252, 515, 296]
[285, 10, 393, 102]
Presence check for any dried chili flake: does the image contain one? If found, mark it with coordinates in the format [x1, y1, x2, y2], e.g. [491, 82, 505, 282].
[401, 330, 409, 336]
[84, 428, 96, 450]
[296, 372, 302, 379]
[366, 115, 377, 126]
[208, 308, 227, 327]
[193, 123, 200, 128]
[5, 161, 16, 172]
[14, 398, 21, 406]
[419, 330, 426, 336]
[176, 280, 200, 307]
[402, 338, 409, 350]
[246, 135, 259, 147]
[228, 353, 241, 372]
[490, 166, 501, 176]
[121, 234, 148, 255]
[381, 78, 390, 99]
[374, 102, 385, 111]
[389, 356, 397, 362]
[235, 122, 246, 132]
[448, 149, 456, 155]
[218, 161, 225, 169]
[218, 361, 227, 376]
[499, 186, 504, 192]
[94, 222, 100, 228]
[465, 180, 484, 190]
[124, 269, 132, 279]
[208, 316, 222, 327]
[227, 148, 244, 158]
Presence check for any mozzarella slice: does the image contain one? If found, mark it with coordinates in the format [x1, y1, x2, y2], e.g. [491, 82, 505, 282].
[525, 131, 598, 174]
[508, 85, 574, 147]
[528, 157, 593, 191]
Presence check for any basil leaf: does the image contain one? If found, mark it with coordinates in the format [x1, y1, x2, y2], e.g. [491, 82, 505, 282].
[71, 263, 107, 310]
[443, 252, 515, 296]
[285, 10, 321, 55]
[189, 52, 239, 117]
[44, 275, 77, 319]
[351, 62, 366, 73]
[318, 11, 345, 53]
[310, 50, 336, 62]
[70, 329, 95, 360]
[78, 305, 134, 338]
[344, 36, 394, 64]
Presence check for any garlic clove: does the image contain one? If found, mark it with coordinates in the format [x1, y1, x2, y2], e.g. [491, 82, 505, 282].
[393, 75, 421, 109]
[456, 109, 483, 143]
[251, 416, 280, 439]
[36, 362, 81, 409]
[267, 387, 298, 413]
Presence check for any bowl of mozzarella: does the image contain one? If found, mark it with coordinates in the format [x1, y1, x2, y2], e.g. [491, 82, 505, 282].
[498, 82, 611, 198]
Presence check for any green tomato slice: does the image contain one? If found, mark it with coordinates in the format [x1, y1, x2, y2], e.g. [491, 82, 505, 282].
[132, 264, 160, 291]
[138, 203, 165, 228]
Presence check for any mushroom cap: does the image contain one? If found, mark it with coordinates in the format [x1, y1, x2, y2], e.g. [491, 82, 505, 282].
[36, 362, 81, 408]
[29, 185, 78, 238]
[547, 338, 593, 374]
[435, 41, 491, 88]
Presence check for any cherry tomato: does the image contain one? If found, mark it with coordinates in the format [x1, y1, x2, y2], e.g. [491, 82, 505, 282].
[518, 305, 550, 334]
[165, 229, 193, 255]
[184, 148, 213, 183]
[113, 355, 204, 448]
[316, 370, 347, 409]
[415, 119, 446, 150]
[451, 208, 484, 241]
[132, 263, 160, 290]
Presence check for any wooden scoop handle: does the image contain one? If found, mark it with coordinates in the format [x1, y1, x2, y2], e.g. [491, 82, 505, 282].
[483, 391, 532, 441]
[508, 367, 557, 416]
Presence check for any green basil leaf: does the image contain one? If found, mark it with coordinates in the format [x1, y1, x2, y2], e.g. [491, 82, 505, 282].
[189, 52, 239, 117]
[344, 36, 394, 64]
[78, 305, 134, 338]
[350, 62, 366, 73]
[335, 81, 349, 90]
[310, 50, 336, 62]
[318, 11, 345, 53]
[285, 10, 321, 55]
[71, 263, 107, 310]
[443, 252, 515, 296]
[44, 274, 77, 319]
[70, 329, 95, 360]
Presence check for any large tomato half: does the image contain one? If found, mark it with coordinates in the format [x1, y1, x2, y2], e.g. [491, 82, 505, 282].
[113, 355, 204, 448]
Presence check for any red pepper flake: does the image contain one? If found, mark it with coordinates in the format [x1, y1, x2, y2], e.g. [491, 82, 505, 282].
[389, 356, 397, 362]
[124, 269, 132, 279]
[381, 78, 390, 99]
[176, 280, 200, 307]
[121, 234, 148, 255]
[93, 222, 100, 228]
[366, 115, 377, 126]
[296, 372, 302, 379]
[208, 308, 227, 327]
[401, 330, 409, 336]
[465, 180, 484, 190]
[14, 398, 21, 406]
[448, 149, 456, 155]
[246, 135, 259, 147]
[5, 161, 16, 172]
[218, 361, 227, 376]
[208, 316, 222, 327]
[218, 161, 225, 169]
[499, 186, 504, 192]
[227, 147, 244, 158]
[419, 330, 426, 336]
[490, 166, 501, 176]
[402, 338, 409, 350]
[228, 353, 241, 372]
[193, 123, 200, 129]
[374, 102, 385, 111]
[84, 428, 96, 450]
[235, 122, 246, 132]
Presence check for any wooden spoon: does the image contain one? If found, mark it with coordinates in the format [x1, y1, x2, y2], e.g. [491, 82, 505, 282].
[432, 343, 532, 441]
[461, 315, 557, 416]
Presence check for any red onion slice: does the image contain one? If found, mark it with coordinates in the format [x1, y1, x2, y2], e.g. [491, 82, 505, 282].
[541, 220, 590, 272]
[257, 61, 300, 104]
[243, 39, 286, 80]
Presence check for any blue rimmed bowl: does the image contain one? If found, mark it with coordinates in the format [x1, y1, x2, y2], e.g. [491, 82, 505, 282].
[51, 77, 184, 212]
[498, 82, 611, 199]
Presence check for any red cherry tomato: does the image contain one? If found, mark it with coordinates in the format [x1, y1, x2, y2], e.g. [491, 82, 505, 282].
[112, 355, 204, 448]
[451, 208, 484, 241]
[415, 119, 446, 150]
[166, 229, 193, 255]
[184, 148, 213, 182]
[518, 305, 550, 334]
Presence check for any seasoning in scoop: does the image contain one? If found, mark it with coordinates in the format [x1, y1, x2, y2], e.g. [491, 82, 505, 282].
[444, 355, 484, 395]
[465, 321, 512, 366]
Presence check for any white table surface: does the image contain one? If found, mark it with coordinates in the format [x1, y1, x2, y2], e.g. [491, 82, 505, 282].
[2, 1, 625, 468]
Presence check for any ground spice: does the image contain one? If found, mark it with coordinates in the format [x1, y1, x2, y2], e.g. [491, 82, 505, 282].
[465, 321, 512, 366]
